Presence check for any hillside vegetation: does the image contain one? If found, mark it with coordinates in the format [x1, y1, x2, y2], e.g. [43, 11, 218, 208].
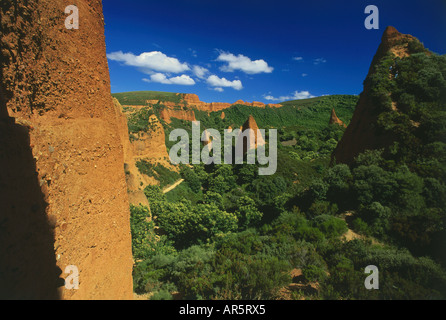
[197, 95, 357, 130]
[123, 35, 446, 300]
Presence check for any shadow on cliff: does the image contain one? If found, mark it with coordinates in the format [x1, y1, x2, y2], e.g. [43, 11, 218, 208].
[0, 118, 64, 299]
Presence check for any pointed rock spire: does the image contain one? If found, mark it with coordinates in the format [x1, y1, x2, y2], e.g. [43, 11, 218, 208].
[329, 108, 347, 128]
[331, 27, 426, 165]
[238, 115, 265, 153]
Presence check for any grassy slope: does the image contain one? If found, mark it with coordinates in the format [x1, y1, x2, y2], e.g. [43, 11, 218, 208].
[192, 95, 358, 131]
[113, 91, 182, 105]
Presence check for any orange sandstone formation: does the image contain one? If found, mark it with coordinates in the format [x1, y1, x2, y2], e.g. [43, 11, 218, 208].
[145, 94, 283, 120]
[329, 108, 347, 128]
[238, 115, 266, 153]
[160, 108, 196, 123]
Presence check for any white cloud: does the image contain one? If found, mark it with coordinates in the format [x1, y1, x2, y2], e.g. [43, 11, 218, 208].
[143, 73, 195, 86]
[216, 51, 273, 74]
[192, 65, 209, 79]
[213, 87, 224, 92]
[207, 75, 243, 90]
[293, 56, 303, 61]
[302, 73, 308, 77]
[313, 58, 327, 65]
[107, 51, 190, 74]
[263, 90, 315, 102]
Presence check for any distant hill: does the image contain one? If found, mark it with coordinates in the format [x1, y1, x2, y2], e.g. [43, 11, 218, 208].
[114, 90, 358, 132]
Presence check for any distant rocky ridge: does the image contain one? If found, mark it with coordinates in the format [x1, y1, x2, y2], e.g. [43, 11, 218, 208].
[147, 93, 282, 123]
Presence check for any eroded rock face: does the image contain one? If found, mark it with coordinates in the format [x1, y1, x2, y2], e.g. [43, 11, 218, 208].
[232, 100, 282, 108]
[266, 103, 283, 108]
[332, 26, 418, 165]
[0, 0, 133, 299]
[182, 93, 201, 104]
[160, 107, 196, 123]
[207, 102, 232, 112]
[113, 99, 157, 206]
[234, 100, 265, 108]
[132, 115, 170, 160]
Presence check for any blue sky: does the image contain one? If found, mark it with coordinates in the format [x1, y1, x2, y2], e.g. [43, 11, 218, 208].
[103, 0, 446, 104]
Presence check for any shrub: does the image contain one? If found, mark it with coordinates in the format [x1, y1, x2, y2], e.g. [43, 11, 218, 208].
[235, 196, 263, 229]
[307, 178, 329, 202]
[308, 201, 339, 218]
[358, 202, 391, 237]
[211, 232, 292, 299]
[351, 217, 371, 236]
[180, 165, 202, 193]
[302, 265, 327, 283]
[352, 165, 396, 207]
[169, 245, 215, 299]
[127, 107, 155, 133]
[150, 290, 173, 300]
[155, 200, 238, 248]
[129, 205, 153, 261]
[312, 214, 348, 238]
[207, 165, 236, 195]
[144, 185, 165, 203]
[203, 191, 224, 209]
[130, 204, 176, 263]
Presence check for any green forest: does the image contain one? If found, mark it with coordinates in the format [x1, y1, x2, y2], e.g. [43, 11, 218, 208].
[115, 47, 446, 300]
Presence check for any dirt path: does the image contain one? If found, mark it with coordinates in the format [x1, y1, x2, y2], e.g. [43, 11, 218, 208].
[162, 179, 184, 194]
[343, 228, 363, 241]
[339, 211, 382, 245]
[340, 211, 363, 241]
